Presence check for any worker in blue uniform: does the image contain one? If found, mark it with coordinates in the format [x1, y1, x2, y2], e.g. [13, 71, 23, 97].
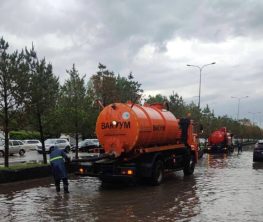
[237, 141, 243, 154]
[49, 146, 70, 193]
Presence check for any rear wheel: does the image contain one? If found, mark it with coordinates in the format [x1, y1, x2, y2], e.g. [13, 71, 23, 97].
[150, 160, 164, 185]
[19, 149, 25, 156]
[183, 151, 195, 176]
[0, 150, 4, 157]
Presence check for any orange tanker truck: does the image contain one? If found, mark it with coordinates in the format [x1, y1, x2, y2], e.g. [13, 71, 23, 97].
[206, 127, 234, 153]
[77, 102, 198, 185]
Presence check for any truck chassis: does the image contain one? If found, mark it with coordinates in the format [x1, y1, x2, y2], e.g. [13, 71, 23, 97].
[76, 145, 196, 185]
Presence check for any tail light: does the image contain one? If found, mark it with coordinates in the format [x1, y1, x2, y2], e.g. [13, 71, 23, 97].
[121, 169, 134, 175]
[79, 168, 84, 174]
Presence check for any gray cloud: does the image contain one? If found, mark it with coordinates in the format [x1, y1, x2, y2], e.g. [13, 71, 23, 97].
[1, 0, 263, 123]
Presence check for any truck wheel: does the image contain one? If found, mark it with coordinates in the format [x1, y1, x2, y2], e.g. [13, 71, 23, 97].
[0, 150, 4, 157]
[183, 153, 195, 176]
[19, 149, 25, 156]
[150, 160, 164, 185]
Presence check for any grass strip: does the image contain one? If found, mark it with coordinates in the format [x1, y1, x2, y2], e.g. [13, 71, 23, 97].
[0, 163, 48, 171]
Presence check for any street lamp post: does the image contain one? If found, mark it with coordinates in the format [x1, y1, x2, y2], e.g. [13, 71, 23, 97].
[231, 96, 249, 120]
[187, 62, 216, 109]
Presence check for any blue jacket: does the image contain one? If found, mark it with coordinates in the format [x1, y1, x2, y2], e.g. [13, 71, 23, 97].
[49, 147, 69, 180]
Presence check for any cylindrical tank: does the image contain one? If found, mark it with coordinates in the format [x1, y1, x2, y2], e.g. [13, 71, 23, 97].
[208, 127, 227, 145]
[96, 102, 181, 157]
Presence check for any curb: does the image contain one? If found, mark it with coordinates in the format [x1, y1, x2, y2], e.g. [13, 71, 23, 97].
[0, 163, 78, 184]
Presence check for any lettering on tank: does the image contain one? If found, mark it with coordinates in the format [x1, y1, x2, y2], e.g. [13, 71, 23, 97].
[153, 125, 165, 131]
[101, 121, 131, 129]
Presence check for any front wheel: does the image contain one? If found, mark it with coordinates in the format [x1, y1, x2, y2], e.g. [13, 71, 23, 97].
[183, 152, 195, 176]
[19, 149, 25, 156]
[150, 160, 164, 186]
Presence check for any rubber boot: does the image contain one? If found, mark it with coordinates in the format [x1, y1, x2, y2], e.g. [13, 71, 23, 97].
[64, 186, 69, 193]
[63, 178, 69, 193]
[55, 180, 61, 192]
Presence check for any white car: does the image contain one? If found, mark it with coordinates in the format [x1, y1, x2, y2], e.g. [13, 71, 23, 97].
[37, 138, 71, 153]
[0, 140, 26, 157]
[23, 140, 42, 151]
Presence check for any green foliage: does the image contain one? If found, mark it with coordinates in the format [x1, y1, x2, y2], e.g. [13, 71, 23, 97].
[86, 64, 143, 136]
[146, 94, 168, 104]
[0, 37, 31, 167]
[116, 72, 143, 103]
[23, 45, 60, 164]
[9, 130, 40, 140]
[89, 64, 143, 106]
[81, 86, 100, 138]
[59, 64, 88, 135]
[0, 163, 48, 171]
[25, 47, 59, 117]
[89, 63, 118, 106]
[146, 92, 263, 139]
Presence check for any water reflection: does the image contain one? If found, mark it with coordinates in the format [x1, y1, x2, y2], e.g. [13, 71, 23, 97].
[1, 151, 263, 221]
[206, 153, 228, 168]
[92, 175, 200, 221]
[0, 174, 200, 221]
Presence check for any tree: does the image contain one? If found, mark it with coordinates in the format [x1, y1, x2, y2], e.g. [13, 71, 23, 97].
[90, 63, 117, 106]
[89, 63, 143, 105]
[59, 64, 87, 159]
[200, 105, 215, 138]
[169, 92, 186, 118]
[116, 72, 143, 103]
[25, 46, 59, 164]
[80, 85, 99, 138]
[145, 94, 167, 104]
[0, 37, 29, 167]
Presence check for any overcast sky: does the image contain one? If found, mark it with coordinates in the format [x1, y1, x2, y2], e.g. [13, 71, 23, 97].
[1, 0, 263, 125]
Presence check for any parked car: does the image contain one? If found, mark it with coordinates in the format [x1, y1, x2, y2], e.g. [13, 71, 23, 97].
[37, 138, 71, 154]
[0, 140, 26, 157]
[253, 140, 263, 162]
[23, 140, 42, 151]
[72, 139, 100, 152]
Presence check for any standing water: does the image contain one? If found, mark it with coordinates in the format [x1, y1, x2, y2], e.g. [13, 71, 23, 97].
[1, 148, 263, 222]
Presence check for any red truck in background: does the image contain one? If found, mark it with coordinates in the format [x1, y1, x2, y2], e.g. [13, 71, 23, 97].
[206, 127, 234, 153]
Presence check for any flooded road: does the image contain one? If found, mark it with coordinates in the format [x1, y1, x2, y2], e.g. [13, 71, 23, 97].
[1, 147, 263, 222]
